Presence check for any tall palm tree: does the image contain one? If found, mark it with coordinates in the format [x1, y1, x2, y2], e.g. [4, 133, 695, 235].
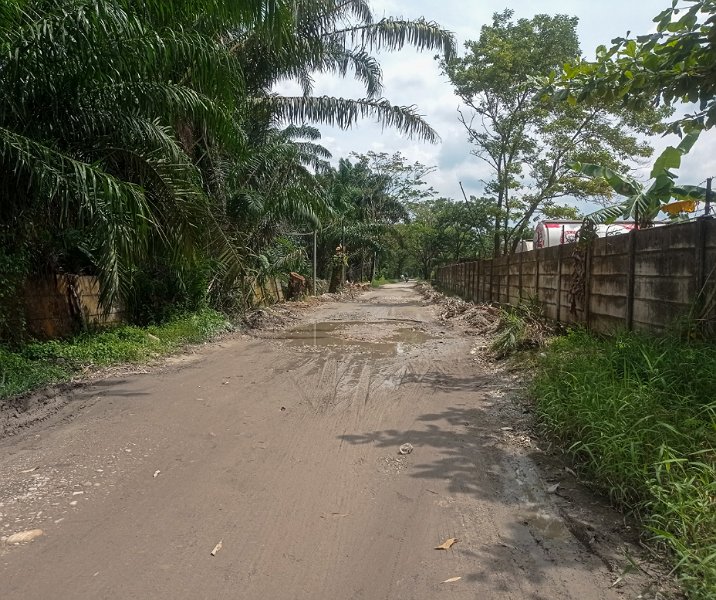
[236, 0, 455, 141]
[0, 0, 455, 321]
[0, 0, 241, 306]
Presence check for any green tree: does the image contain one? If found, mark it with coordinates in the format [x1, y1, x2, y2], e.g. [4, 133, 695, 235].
[390, 197, 494, 280]
[0, 0, 456, 329]
[443, 10, 667, 254]
[544, 0, 716, 135]
[573, 131, 709, 226]
[316, 152, 434, 283]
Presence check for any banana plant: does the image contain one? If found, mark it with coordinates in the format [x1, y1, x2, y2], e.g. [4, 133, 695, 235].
[571, 131, 708, 227]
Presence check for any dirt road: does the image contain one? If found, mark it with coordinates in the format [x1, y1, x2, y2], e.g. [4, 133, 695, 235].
[0, 284, 649, 599]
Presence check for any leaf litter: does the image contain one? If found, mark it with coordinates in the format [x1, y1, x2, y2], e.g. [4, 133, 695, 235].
[435, 537, 458, 550]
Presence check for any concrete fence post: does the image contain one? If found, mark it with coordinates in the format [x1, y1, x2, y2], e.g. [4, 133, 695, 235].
[626, 229, 637, 330]
[695, 216, 709, 298]
[489, 259, 494, 303]
[477, 259, 483, 302]
[518, 250, 524, 301]
[506, 253, 510, 305]
[471, 261, 475, 301]
[556, 243, 564, 323]
[535, 250, 540, 302]
[585, 242, 593, 330]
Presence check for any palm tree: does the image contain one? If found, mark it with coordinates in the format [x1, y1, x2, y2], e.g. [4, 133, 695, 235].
[0, 0, 241, 307]
[0, 0, 455, 324]
[232, 0, 455, 141]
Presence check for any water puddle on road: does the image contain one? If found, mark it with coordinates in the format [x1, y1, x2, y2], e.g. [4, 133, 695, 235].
[519, 510, 572, 541]
[278, 321, 434, 357]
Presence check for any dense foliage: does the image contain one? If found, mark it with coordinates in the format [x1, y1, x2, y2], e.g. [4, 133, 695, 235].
[545, 0, 716, 135]
[0, 309, 232, 398]
[0, 0, 455, 338]
[443, 10, 667, 255]
[534, 330, 716, 598]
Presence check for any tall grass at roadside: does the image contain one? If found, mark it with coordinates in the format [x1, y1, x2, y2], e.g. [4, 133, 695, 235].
[533, 330, 716, 598]
[491, 300, 554, 358]
[0, 310, 232, 399]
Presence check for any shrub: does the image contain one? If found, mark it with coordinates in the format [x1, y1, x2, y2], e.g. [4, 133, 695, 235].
[533, 330, 716, 598]
[1, 310, 231, 400]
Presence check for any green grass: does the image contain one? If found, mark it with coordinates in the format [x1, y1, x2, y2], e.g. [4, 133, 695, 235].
[533, 329, 716, 598]
[0, 309, 232, 400]
[371, 276, 398, 287]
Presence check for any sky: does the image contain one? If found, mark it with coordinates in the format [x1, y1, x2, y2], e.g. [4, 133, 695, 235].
[277, 0, 716, 206]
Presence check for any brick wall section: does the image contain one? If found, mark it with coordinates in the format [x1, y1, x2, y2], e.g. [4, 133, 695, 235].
[435, 219, 716, 335]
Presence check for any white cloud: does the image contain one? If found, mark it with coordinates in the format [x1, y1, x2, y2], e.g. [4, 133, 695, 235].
[276, 0, 716, 202]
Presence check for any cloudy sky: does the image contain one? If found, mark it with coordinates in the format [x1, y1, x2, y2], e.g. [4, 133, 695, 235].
[279, 0, 716, 205]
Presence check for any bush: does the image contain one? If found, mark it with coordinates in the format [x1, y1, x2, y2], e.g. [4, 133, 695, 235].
[371, 276, 396, 287]
[0, 248, 29, 345]
[491, 300, 552, 358]
[1, 309, 232, 400]
[533, 330, 716, 598]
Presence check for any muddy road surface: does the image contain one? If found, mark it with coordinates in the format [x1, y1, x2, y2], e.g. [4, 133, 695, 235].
[1, 284, 648, 599]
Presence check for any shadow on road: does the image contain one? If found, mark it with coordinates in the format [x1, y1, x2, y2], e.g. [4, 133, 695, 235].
[338, 376, 620, 593]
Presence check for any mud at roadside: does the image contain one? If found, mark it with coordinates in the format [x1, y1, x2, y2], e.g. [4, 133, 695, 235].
[0, 285, 368, 440]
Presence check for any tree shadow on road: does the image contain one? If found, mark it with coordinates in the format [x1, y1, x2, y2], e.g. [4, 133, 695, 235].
[338, 374, 629, 596]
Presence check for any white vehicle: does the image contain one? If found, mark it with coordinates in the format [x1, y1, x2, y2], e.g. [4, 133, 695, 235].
[534, 220, 636, 249]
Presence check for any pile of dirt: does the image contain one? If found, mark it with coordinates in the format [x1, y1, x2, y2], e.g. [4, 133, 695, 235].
[416, 282, 500, 333]
[242, 304, 300, 331]
[316, 282, 371, 302]
[242, 283, 371, 330]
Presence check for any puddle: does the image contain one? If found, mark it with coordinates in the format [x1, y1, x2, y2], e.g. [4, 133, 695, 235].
[519, 510, 571, 541]
[278, 321, 434, 356]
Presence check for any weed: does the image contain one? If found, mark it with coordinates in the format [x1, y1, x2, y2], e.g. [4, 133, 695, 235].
[491, 299, 553, 358]
[371, 276, 397, 287]
[533, 329, 716, 598]
[1, 309, 232, 400]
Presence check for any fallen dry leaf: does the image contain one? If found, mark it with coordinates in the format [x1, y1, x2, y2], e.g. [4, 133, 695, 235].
[210, 540, 223, 556]
[6, 529, 44, 544]
[435, 538, 458, 550]
[442, 577, 461, 583]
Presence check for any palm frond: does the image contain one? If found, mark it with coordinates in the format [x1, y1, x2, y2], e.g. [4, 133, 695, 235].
[267, 95, 439, 142]
[329, 17, 456, 60]
[318, 45, 383, 98]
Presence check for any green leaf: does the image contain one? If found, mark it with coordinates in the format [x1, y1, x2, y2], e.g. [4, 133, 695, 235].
[650, 147, 683, 178]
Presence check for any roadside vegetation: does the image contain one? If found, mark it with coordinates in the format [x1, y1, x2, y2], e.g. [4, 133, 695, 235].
[0, 310, 231, 400]
[534, 330, 716, 598]
[0, 0, 455, 345]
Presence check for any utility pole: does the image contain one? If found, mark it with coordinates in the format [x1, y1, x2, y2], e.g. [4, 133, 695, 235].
[341, 224, 346, 286]
[313, 230, 317, 296]
[706, 177, 713, 217]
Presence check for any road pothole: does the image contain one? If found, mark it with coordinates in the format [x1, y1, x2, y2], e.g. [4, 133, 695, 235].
[277, 320, 435, 356]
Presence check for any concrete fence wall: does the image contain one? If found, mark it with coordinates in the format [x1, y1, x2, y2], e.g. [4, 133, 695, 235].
[435, 219, 716, 335]
[24, 274, 123, 339]
[21, 274, 291, 340]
